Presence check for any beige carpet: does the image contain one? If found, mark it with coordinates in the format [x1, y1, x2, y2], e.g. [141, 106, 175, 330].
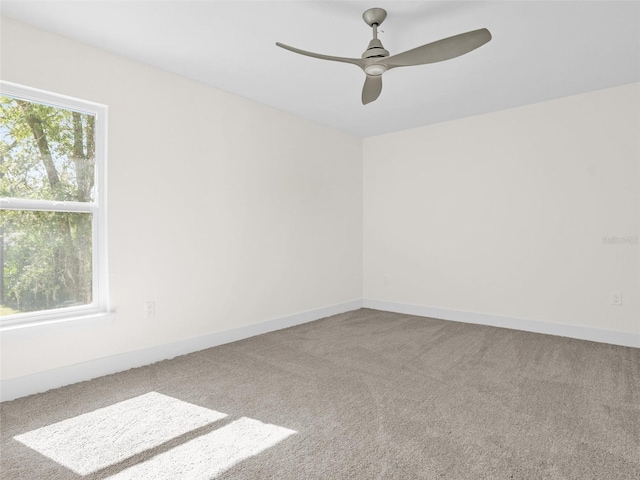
[1, 308, 639, 479]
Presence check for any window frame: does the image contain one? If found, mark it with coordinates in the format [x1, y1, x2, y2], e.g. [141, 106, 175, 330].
[0, 81, 109, 329]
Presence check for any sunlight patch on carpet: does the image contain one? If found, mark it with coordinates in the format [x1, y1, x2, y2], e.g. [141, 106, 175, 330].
[14, 392, 227, 475]
[106, 417, 296, 479]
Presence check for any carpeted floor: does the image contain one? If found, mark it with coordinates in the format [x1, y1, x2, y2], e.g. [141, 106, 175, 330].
[1, 308, 639, 479]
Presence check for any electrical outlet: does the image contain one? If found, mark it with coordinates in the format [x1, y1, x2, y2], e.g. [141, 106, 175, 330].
[610, 292, 622, 306]
[144, 301, 156, 317]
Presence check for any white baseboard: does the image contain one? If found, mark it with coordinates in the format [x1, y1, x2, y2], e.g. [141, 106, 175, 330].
[0, 299, 363, 402]
[363, 299, 640, 349]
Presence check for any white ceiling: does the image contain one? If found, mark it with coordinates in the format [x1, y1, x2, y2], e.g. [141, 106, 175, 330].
[2, 1, 639, 137]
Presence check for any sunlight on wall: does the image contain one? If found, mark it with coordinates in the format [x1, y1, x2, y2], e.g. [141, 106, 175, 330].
[14, 391, 296, 478]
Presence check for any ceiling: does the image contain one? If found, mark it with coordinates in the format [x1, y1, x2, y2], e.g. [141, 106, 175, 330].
[1, 1, 639, 137]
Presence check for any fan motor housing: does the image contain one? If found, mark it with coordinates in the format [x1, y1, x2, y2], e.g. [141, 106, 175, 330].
[362, 38, 389, 59]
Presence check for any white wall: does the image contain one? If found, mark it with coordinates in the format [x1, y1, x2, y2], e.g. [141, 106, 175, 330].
[364, 83, 639, 337]
[0, 17, 363, 380]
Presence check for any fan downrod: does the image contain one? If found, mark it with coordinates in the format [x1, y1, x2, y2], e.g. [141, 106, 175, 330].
[362, 8, 387, 27]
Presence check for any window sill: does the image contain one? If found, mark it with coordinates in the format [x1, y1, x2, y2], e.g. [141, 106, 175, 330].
[0, 312, 116, 339]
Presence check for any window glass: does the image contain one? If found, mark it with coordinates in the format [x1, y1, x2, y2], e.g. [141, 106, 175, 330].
[0, 95, 95, 202]
[1, 210, 93, 314]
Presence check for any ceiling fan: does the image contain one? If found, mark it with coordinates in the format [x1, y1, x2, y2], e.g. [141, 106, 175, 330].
[276, 8, 491, 105]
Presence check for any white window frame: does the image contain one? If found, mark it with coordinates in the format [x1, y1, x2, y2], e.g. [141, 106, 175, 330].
[0, 81, 109, 329]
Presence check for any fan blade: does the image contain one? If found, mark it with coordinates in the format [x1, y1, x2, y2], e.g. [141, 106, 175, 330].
[276, 42, 365, 68]
[384, 28, 491, 69]
[362, 75, 382, 105]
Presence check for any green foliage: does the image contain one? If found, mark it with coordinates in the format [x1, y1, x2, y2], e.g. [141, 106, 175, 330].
[0, 95, 96, 314]
[0, 96, 95, 202]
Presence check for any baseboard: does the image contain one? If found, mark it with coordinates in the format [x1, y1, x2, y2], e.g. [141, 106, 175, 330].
[0, 299, 363, 402]
[363, 299, 640, 348]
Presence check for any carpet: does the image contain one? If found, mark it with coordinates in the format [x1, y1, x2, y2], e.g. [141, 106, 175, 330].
[1, 308, 639, 479]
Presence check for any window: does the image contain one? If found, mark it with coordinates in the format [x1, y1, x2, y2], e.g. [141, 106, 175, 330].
[0, 81, 108, 328]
